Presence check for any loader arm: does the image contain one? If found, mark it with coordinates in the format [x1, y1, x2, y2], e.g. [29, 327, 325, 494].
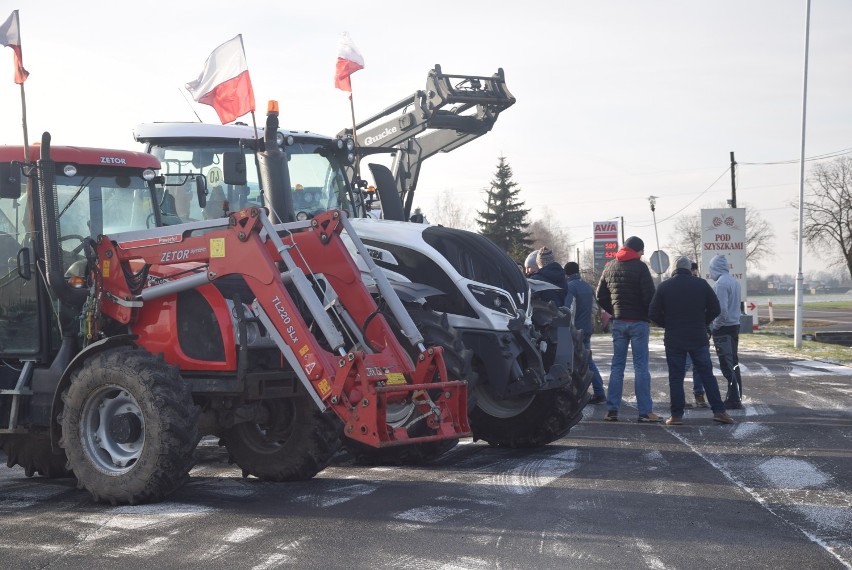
[340, 64, 515, 220]
[93, 207, 470, 447]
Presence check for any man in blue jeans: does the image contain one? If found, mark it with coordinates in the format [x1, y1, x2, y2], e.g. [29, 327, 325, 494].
[564, 262, 605, 404]
[595, 236, 660, 422]
[649, 256, 734, 425]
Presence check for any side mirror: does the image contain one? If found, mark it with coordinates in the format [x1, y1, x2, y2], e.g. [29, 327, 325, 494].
[0, 162, 22, 199]
[223, 151, 247, 186]
[195, 175, 207, 208]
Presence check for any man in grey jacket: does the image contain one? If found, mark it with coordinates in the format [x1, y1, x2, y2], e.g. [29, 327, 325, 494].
[709, 254, 744, 409]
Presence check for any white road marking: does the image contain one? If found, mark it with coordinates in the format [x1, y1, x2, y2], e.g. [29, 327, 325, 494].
[759, 457, 830, 490]
[635, 538, 668, 569]
[790, 361, 852, 375]
[225, 527, 263, 543]
[479, 449, 580, 494]
[731, 422, 771, 440]
[394, 506, 467, 523]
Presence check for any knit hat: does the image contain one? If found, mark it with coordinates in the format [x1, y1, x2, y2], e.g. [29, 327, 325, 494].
[524, 251, 538, 269]
[536, 247, 555, 268]
[564, 261, 580, 276]
[624, 236, 644, 252]
[675, 256, 692, 271]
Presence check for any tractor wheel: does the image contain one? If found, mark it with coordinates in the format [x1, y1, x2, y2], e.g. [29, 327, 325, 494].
[221, 395, 340, 481]
[59, 346, 200, 505]
[0, 434, 72, 478]
[468, 300, 591, 448]
[343, 307, 473, 465]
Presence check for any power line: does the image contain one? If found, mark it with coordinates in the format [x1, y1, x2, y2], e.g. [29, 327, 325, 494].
[739, 146, 852, 166]
[631, 167, 731, 228]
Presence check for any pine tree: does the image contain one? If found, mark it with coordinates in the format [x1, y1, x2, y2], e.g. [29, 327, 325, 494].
[476, 156, 532, 259]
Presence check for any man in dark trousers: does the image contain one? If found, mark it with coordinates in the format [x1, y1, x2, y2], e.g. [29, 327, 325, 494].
[564, 262, 605, 404]
[595, 236, 660, 422]
[648, 256, 734, 425]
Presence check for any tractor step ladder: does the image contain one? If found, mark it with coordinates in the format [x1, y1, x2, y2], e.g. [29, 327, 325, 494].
[0, 360, 34, 433]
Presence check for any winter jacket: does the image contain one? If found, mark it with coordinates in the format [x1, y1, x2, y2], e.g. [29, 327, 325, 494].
[565, 273, 595, 338]
[649, 268, 721, 349]
[529, 262, 568, 307]
[709, 254, 741, 330]
[595, 247, 656, 321]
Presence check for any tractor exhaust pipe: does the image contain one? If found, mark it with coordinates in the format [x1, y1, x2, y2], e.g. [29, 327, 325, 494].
[37, 132, 88, 308]
[257, 101, 295, 224]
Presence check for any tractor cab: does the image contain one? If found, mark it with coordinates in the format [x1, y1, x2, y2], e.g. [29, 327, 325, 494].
[134, 122, 360, 224]
[0, 145, 161, 362]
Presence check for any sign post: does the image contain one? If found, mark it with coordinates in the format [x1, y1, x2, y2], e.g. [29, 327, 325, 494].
[700, 207, 747, 304]
[593, 220, 619, 276]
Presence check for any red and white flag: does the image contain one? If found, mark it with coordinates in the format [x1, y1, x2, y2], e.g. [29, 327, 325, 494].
[185, 34, 255, 124]
[334, 32, 364, 92]
[0, 10, 28, 84]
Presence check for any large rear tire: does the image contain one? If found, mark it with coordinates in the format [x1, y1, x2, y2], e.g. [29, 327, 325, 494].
[0, 433, 72, 478]
[343, 308, 472, 465]
[221, 394, 340, 480]
[59, 346, 200, 505]
[469, 300, 590, 448]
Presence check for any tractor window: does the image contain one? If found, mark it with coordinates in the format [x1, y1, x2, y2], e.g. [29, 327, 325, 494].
[0, 191, 38, 355]
[149, 143, 261, 223]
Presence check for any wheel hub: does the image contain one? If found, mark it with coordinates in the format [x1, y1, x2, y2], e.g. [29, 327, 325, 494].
[108, 412, 143, 444]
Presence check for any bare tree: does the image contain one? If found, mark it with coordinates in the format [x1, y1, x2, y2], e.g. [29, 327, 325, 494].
[667, 203, 775, 268]
[801, 155, 852, 280]
[526, 211, 572, 264]
[429, 190, 475, 231]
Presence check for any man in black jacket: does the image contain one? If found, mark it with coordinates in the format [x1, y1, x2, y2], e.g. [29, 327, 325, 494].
[595, 236, 660, 422]
[648, 256, 734, 425]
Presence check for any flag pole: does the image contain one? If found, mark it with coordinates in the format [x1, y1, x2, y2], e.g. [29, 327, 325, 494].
[348, 90, 360, 181]
[19, 81, 29, 160]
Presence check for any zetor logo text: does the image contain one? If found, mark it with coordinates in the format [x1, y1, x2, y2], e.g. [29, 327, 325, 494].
[100, 157, 127, 164]
[364, 126, 397, 146]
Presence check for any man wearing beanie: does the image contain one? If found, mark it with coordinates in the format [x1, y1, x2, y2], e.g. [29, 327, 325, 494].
[564, 262, 605, 404]
[649, 257, 734, 425]
[528, 247, 567, 307]
[595, 236, 660, 422]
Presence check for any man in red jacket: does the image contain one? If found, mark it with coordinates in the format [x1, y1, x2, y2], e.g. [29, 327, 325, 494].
[595, 236, 660, 423]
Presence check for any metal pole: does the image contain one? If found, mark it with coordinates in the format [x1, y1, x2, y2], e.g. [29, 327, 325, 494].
[729, 151, 737, 208]
[794, 0, 812, 349]
[648, 196, 662, 282]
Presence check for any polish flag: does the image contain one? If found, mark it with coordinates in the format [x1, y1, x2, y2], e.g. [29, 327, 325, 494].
[0, 10, 29, 84]
[334, 32, 364, 92]
[185, 34, 255, 124]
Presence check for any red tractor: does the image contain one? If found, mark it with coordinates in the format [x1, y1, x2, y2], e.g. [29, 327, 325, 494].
[0, 130, 469, 504]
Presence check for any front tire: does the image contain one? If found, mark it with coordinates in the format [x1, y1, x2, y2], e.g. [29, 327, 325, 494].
[59, 346, 200, 505]
[220, 395, 340, 480]
[468, 300, 591, 448]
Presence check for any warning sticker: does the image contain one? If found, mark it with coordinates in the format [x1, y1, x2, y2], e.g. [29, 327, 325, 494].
[386, 373, 406, 385]
[317, 378, 331, 396]
[299, 345, 310, 357]
[210, 238, 225, 258]
[102, 260, 110, 278]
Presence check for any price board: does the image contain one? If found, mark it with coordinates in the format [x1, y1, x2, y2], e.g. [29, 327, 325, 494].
[593, 221, 619, 275]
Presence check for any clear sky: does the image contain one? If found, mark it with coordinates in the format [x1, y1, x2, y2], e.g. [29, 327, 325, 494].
[1, 1, 849, 278]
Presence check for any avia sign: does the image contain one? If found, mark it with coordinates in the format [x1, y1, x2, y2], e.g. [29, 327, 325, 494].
[593, 220, 619, 275]
[700, 208, 746, 300]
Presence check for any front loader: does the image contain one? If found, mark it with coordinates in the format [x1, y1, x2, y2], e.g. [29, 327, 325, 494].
[0, 131, 469, 505]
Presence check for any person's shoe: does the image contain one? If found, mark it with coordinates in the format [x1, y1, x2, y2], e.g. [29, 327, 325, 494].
[694, 394, 710, 408]
[724, 400, 744, 410]
[638, 413, 663, 423]
[665, 416, 683, 426]
[683, 401, 695, 409]
[604, 410, 619, 421]
[713, 412, 735, 424]
[588, 394, 607, 405]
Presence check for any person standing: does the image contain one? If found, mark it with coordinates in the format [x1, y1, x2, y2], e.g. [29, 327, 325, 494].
[595, 236, 661, 422]
[564, 262, 605, 404]
[709, 254, 744, 409]
[649, 256, 734, 425]
[684, 262, 710, 409]
[528, 247, 568, 306]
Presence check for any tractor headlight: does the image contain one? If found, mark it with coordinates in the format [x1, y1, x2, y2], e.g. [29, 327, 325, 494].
[142, 169, 156, 181]
[468, 284, 516, 316]
[63, 164, 77, 177]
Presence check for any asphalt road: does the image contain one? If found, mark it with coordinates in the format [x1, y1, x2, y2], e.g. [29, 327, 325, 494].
[1, 336, 850, 570]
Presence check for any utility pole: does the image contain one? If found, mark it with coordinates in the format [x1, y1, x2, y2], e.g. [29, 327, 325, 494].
[729, 151, 737, 208]
[620, 216, 625, 244]
[648, 196, 662, 282]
